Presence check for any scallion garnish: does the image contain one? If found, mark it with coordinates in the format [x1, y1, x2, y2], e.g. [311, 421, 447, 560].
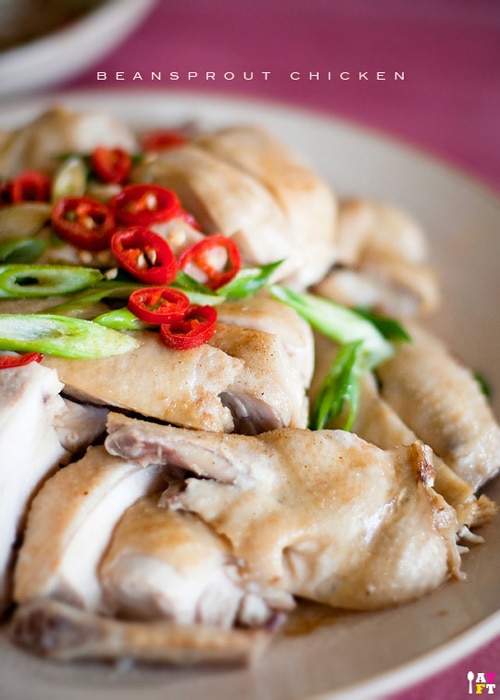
[0, 313, 139, 359]
[0, 265, 104, 298]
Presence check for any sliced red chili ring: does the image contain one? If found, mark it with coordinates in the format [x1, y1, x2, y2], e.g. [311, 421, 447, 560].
[179, 209, 201, 231]
[51, 196, 115, 251]
[160, 304, 217, 350]
[128, 286, 190, 325]
[8, 170, 51, 204]
[110, 184, 183, 227]
[111, 226, 178, 285]
[91, 145, 132, 185]
[0, 352, 43, 369]
[141, 129, 188, 152]
[178, 234, 242, 290]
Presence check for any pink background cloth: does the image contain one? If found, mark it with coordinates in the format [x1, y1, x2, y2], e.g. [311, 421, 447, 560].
[67, 0, 500, 193]
[61, 1, 500, 697]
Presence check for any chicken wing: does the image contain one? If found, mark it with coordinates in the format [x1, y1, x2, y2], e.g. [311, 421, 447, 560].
[377, 322, 500, 491]
[105, 413, 462, 611]
[10, 598, 267, 666]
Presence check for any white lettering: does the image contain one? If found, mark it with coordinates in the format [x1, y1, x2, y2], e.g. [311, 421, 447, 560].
[206, 71, 216, 80]
[188, 71, 198, 80]
[262, 71, 271, 80]
[151, 72, 161, 81]
[290, 71, 300, 80]
[377, 71, 386, 80]
[96, 71, 107, 80]
[169, 71, 179, 80]
[309, 72, 320, 80]
[116, 71, 125, 80]
[395, 71, 405, 80]
[224, 71, 235, 80]
[340, 71, 350, 80]
[358, 71, 368, 80]
[133, 72, 143, 81]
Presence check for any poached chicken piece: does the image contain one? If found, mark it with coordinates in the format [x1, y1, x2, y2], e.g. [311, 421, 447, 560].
[310, 334, 496, 529]
[42, 321, 310, 434]
[216, 293, 314, 387]
[99, 496, 245, 627]
[10, 597, 268, 666]
[132, 126, 337, 290]
[313, 199, 440, 317]
[351, 373, 497, 529]
[105, 413, 462, 611]
[0, 107, 138, 177]
[53, 398, 108, 458]
[377, 322, 500, 491]
[0, 361, 67, 615]
[13, 446, 165, 612]
[42, 331, 241, 433]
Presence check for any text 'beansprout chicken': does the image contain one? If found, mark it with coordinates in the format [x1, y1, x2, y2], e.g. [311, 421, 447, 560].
[0, 105, 498, 666]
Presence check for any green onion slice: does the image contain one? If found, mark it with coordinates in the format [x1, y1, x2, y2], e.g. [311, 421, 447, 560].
[0, 238, 47, 264]
[94, 307, 150, 331]
[219, 260, 284, 300]
[0, 265, 104, 298]
[0, 314, 139, 358]
[269, 285, 394, 369]
[310, 342, 362, 431]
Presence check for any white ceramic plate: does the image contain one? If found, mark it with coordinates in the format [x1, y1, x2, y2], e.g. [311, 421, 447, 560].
[0, 91, 499, 700]
[0, 1, 156, 98]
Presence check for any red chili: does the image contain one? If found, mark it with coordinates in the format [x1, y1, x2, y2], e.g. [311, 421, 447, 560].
[0, 352, 43, 369]
[91, 146, 132, 184]
[141, 129, 187, 152]
[7, 170, 51, 204]
[111, 226, 178, 285]
[178, 235, 242, 290]
[160, 304, 217, 350]
[110, 184, 182, 227]
[128, 286, 190, 325]
[51, 196, 115, 251]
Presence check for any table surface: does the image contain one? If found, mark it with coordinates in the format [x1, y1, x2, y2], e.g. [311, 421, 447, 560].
[18, 0, 500, 697]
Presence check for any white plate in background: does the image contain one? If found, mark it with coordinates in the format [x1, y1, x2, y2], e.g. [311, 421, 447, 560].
[0, 91, 498, 700]
[0, 1, 156, 98]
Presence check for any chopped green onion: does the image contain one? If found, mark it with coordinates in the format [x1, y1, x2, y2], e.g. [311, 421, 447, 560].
[172, 271, 225, 306]
[0, 265, 104, 299]
[94, 307, 150, 331]
[267, 286, 412, 432]
[41, 281, 144, 317]
[0, 314, 139, 359]
[310, 342, 362, 431]
[269, 285, 394, 369]
[220, 260, 284, 299]
[474, 370, 492, 399]
[354, 307, 411, 343]
[172, 270, 212, 294]
[0, 238, 47, 264]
